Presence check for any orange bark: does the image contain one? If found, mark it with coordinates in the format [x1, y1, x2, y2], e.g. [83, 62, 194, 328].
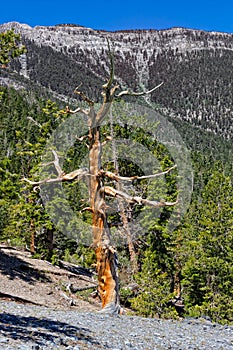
[96, 247, 118, 308]
[89, 124, 120, 312]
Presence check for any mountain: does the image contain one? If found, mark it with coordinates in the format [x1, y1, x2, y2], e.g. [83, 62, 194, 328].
[0, 21, 233, 141]
[1, 23, 233, 324]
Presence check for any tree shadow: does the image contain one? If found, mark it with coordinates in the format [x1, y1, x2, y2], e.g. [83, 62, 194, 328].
[0, 248, 50, 284]
[0, 312, 103, 348]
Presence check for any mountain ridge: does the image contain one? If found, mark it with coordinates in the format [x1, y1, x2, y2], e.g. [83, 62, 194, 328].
[1, 21, 233, 35]
[0, 21, 233, 140]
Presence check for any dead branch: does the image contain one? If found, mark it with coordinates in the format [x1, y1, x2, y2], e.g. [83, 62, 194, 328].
[96, 83, 119, 123]
[74, 83, 94, 106]
[23, 167, 88, 186]
[59, 291, 75, 306]
[65, 106, 89, 116]
[102, 135, 113, 146]
[104, 186, 178, 207]
[96, 100, 113, 124]
[77, 134, 88, 142]
[102, 37, 115, 90]
[99, 165, 177, 182]
[23, 176, 64, 185]
[62, 168, 89, 180]
[51, 150, 63, 176]
[95, 41, 120, 124]
[81, 207, 94, 213]
[115, 82, 164, 98]
[27, 116, 42, 128]
[23, 148, 89, 185]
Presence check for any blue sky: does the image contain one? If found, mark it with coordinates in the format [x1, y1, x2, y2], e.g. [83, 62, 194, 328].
[0, 0, 233, 34]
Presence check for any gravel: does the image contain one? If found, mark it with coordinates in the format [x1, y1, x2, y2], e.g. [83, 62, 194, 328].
[0, 301, 232, 349]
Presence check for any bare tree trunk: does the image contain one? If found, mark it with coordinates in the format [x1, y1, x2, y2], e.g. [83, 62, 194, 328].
[89, 126, 120, 313]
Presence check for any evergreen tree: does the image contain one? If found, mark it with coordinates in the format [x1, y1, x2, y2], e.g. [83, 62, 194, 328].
[181, 164, 233, 324]
[0, 29, 26, 68]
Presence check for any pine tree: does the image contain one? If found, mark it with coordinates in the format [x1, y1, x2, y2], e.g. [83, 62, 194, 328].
[181, 164, 233, 324]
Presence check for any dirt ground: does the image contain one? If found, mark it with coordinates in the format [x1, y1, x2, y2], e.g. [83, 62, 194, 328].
[0, 244, 101, 312]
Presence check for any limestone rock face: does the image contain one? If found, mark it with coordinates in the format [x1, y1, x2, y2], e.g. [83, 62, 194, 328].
[0, 21, 233, 139]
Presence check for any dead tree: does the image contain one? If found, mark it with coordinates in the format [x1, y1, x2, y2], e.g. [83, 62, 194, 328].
[24, 50, 177, 314]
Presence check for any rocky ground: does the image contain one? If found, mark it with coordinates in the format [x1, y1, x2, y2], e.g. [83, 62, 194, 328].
[0, 245, 233, 349]
[0, 245, 100, 312]
[0, 301, 233, 349]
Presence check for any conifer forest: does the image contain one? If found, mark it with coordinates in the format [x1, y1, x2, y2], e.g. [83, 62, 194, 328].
[0, 26, 232, 323]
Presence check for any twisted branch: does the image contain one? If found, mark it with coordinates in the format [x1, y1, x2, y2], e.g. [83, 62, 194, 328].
[115, 82, 164, 98]
[23, 150, 88, 185]
[99, 165, 177, 182]
[104, 186, 178, 207]
[74, 83, 94, 106]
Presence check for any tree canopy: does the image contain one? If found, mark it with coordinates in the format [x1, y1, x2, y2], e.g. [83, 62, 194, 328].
[0, 29, 26, 68]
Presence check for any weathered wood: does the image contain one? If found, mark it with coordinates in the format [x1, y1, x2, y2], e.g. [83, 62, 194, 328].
[23, 47, 177, 314]
[104, 186, 178, 207]
[115, 81, 164, 98]
[88, 122, 120, 313]
[99, 165, 177, 182]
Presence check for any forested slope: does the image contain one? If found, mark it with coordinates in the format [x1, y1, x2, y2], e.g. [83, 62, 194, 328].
[0, 23, 232, 322]
[0, 86, 232, 323]
[0, 22, 233, 140]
